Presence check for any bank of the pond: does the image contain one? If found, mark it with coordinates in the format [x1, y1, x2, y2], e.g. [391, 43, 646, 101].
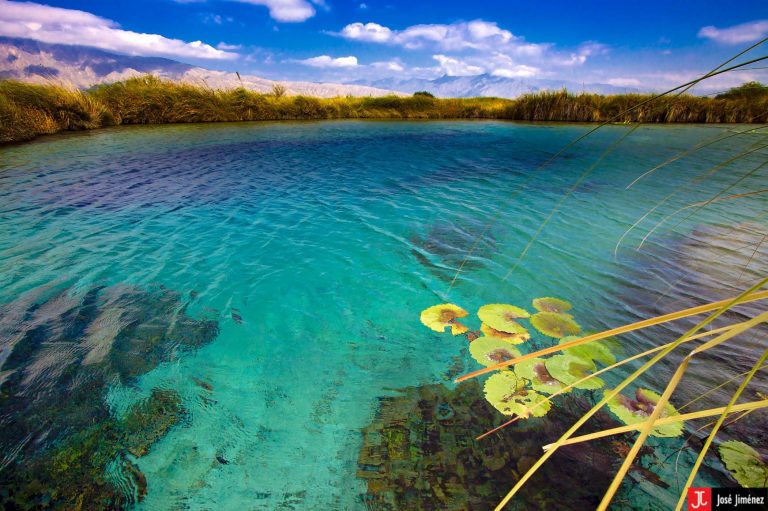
[2, 76, 768, 144]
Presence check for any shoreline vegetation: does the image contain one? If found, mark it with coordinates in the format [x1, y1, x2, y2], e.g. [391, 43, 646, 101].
[1, 76, 768, 144]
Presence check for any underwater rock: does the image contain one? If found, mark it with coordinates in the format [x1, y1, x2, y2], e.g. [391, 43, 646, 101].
[120, 389, 186, 458]
[0, 283, 219, 510]
[0, 387, 184, 510]
[409, 219, 497, 283]
[357, 380, 662, 510]
[192, 377, 214, 392]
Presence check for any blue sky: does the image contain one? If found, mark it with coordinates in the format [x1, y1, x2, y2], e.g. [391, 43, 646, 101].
[1, 0, 768, 90]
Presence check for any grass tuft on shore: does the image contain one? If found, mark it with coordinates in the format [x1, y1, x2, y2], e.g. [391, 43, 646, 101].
[2, 75, 767, 144]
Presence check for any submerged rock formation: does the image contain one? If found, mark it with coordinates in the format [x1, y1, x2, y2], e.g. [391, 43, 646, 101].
[357, 380, 666, 510]
[410, 219, 497, 283]
[0, 283, 219, 510]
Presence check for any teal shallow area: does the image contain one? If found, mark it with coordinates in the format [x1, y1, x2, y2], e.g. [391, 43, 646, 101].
[1, 121, 767, 509]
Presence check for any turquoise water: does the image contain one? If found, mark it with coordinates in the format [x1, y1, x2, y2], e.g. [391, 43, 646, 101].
[1, 121, 767, 509]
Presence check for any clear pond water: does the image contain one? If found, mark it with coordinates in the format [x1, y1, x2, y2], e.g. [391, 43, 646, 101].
[1, 121, 766, 509]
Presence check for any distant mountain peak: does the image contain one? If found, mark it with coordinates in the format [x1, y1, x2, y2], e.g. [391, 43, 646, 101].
[354, 71, 638, 99]
[0, 36, 639, 99]
[0, 36, 401, 98]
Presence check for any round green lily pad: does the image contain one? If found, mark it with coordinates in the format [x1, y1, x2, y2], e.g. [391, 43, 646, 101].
[532, 297, 573, 314]
[483, 371, 551, 418]
[480, 322, 530, 345]
[559, 336, 616, 366]
[545, 354, 604, 390]
[719, 440, 768, 488]
[477, 304, 531, 334]
[419, 303, 469, 335]
[605, 388, 683, 438]
[515, 357, 569, 395]
[530, 312, 581, 338]
[469, 337, 522, 367]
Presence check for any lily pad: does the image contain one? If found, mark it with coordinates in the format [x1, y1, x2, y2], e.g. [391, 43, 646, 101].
[451, 322, 469, 335]
[420, 303, 469, 335]
[469, 337, 522, 367]
[483, 371, 551, 418]
[515, 357, 569, 395]
[532, 297, 573, 314]
[719, 440, 768, 488]
[530, 312, 581, 338]
[545, 354, 604, 390]
[559, 336, 616, 366]
[606, 388, 683, 438]
[480, 322, 530, 344]
[477, 304, 531, 334]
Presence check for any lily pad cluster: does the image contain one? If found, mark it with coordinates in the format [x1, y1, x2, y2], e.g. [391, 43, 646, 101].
[420, 297, 618, 421]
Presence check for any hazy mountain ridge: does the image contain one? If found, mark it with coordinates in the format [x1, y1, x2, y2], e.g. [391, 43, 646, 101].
[0, 37, 401, 97]
[353, 73, 638, 98]
[0, 37, 638, 99]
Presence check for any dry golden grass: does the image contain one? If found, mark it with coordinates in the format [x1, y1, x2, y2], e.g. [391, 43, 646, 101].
[2, 75, 767, 144]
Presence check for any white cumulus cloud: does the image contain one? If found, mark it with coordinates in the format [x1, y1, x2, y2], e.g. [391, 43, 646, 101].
[333, 19, 602, 81]
[698, 20, 768, 45]
[340, 22, 392, 43]
[296, 55, 359, 68]
[433, 54, 483, 76]
[492, 65, 538, 78]
[339, 19, 521, 51]
[371, 59, 404, 72]
[230, 0, 316, 22]
[0, 0, 237, 59]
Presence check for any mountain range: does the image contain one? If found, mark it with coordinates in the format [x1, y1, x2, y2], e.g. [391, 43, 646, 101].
[0, 37, 399, 97]
[353, 74, 636, 98]
[1, 36, 636, 98]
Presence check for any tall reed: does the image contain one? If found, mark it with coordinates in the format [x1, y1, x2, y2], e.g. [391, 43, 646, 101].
[2, 75, 767, 144]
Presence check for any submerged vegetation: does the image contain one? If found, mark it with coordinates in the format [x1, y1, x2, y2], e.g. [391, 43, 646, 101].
[2, 76, 768, 144]
[0, 284, 219, 509]
[356, 379, 658, 510]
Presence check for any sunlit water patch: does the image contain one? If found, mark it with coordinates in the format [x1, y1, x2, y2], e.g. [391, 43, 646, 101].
[0, 121, 766, 509]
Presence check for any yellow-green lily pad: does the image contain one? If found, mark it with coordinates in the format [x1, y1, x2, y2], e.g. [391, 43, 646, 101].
[469, 337, 522, 367]
[606, 388, 683, 438]
[532, 297, 573, 314]
[477, 304, 531, 334]
[483, 371, 551, 418]
[420, 303, 469, 335]
[559, 336, 616, 366]
[515, 357, 569, 395]
[480, 322, 530, 344]
[545, 354, 604, 390]
[451, 322, 469, 335]
[719, 440, 768, 488]
[530, 312, 581, 338]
